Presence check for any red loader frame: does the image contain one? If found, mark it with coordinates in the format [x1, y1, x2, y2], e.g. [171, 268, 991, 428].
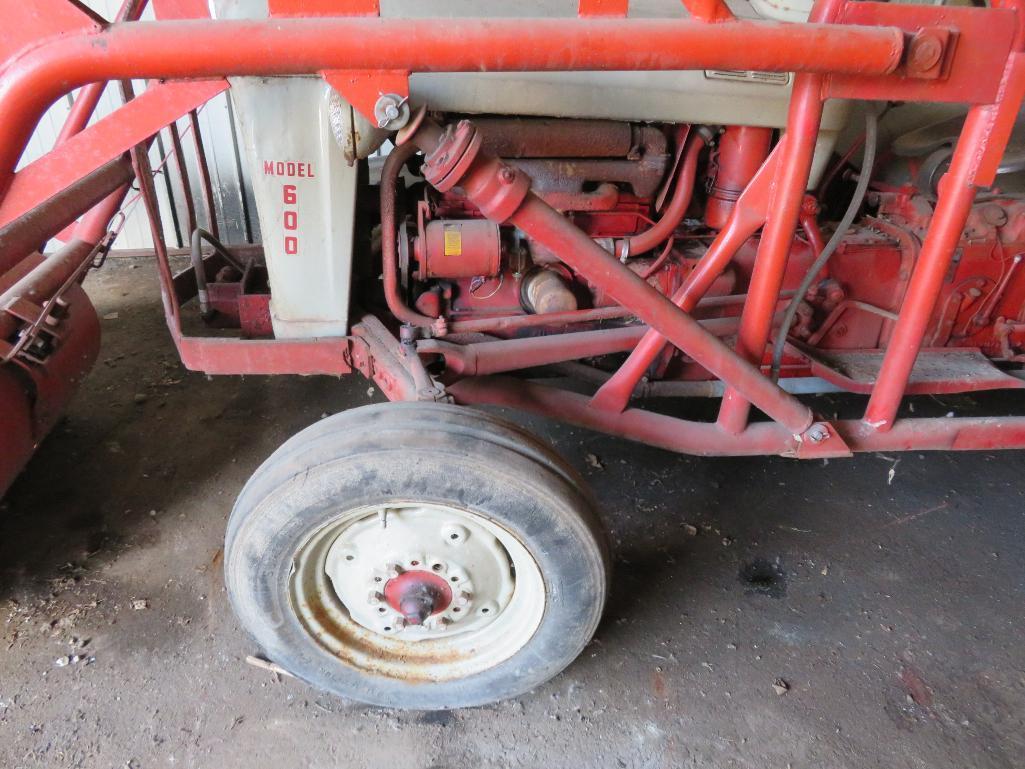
[2, 0, 1025, 474]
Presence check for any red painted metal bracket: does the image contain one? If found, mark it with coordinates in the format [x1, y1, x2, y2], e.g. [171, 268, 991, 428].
[578, 0, 629, 17]
[269, 0, 380, 15]
[321, 69, 409, 128]
[826, 2, 1017, 104]
[0, 79, 227, 230]
[151, 0, 209, 18]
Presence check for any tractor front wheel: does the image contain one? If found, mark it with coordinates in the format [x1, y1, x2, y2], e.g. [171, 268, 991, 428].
[224, 402, 610, 709]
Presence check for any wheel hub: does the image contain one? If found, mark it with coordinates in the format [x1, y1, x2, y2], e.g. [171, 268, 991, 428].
[383, 570, 452, 625]
[323, 503, 515, 640]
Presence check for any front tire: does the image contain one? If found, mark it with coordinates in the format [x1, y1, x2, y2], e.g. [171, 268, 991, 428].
[225, 402, 610, 709]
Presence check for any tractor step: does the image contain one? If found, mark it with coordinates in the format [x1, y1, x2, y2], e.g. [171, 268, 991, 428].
[793, 346, 1025, 395]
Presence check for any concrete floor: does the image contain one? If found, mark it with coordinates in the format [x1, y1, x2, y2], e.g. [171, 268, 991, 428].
[2, 257, 1025, 769]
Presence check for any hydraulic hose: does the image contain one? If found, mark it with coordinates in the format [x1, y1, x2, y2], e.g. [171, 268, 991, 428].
[190, 227, 246, 319]
[616, 129, 709, 258]
[770, 106, 878, 381]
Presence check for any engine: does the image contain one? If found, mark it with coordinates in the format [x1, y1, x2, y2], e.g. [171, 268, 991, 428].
[394, 118, 699, 325]
[373, 113, 1025, 384]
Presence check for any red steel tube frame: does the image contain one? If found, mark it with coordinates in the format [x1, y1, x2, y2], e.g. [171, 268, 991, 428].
[588, 139, 784, 413]
[447, 305, 633, 335]
[53, 0, 148, 146]
[1, 0, 146, 345]
[449, 376, 838, 458]
[419, 315, 747, 377]
[715, 0, 834, 433]
[0, 15, 906, 192]
[5, 0, 1025, 459]
[0, 192, 127, 344]
[420, 327, 647, 377]
[450, 376, 1025, 457]
[0, 78, 229, 232]
[864, 53, 1025, 430]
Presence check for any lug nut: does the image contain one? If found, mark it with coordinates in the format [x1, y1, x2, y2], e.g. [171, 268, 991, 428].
[455, 592, 472, 607]
[367, 591, 383, 606]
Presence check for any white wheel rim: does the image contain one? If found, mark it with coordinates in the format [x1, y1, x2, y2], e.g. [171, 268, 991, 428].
[289, 501, 546, 683]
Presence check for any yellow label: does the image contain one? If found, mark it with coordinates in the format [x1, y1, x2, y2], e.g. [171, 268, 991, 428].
[444, 225, 462, 257]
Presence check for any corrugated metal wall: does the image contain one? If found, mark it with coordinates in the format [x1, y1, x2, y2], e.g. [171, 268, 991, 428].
[23, 0, 258, 252]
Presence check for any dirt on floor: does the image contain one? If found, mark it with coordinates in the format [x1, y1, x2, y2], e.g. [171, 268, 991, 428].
[2, 257, 1025, 769]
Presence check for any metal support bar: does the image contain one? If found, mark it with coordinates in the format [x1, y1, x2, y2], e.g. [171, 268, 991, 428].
[188, 109, 218, 238]
[0, 15, 905, 191]
[419, 317, 747, 377]
[715, 0, 842, 433]
[450, 376, 848, 458]
[0, 79, 227, 229]
[588, 139, 783, 412]
[450, 375, 1025, 457]
[863, 53, 1025, 430]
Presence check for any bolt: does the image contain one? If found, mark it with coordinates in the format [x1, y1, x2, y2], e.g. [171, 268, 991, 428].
[384, 563, 402, 578]
[499, 166, 517, 184]
[805, 424, 829, 443]
[425, 615, 452, 630]
[982, 204, 1009, 228]
[907, 30, 943, 74]
[367, 591, 383, 606]
[374, 93, 409, 130]
[455, 591, 472, 607]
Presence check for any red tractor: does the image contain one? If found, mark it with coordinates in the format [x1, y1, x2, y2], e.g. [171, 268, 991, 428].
[2, 0, 1025, 708]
